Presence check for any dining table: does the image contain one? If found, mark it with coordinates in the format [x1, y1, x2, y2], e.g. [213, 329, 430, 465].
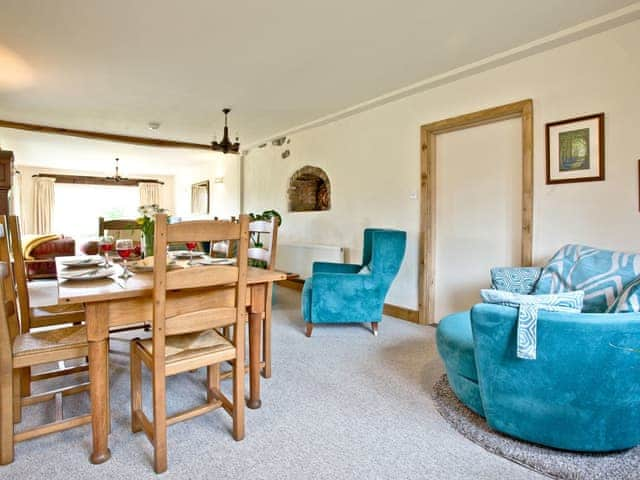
[54, 255, 286, 464]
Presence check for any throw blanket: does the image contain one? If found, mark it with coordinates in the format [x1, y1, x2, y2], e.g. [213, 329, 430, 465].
[534, 244, 640, 313]
[22, 234, 61, 260]
[480, 289, 584, 360]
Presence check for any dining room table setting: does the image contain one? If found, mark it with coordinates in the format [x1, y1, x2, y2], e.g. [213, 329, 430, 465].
[54, 247, 285, 464]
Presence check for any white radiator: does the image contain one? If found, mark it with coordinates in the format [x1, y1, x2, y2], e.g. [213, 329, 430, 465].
[276, 243, 345, 279]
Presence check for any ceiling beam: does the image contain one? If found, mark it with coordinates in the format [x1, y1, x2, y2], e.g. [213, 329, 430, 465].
[0, 119, 233, 152]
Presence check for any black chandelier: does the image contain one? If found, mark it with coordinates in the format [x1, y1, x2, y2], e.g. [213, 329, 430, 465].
[211, 108, 240, 154]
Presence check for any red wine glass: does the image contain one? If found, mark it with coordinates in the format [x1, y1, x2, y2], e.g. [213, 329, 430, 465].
[186, 241, 197, 266]
[116, 239, 134, 278]
[99, 235, 114, 267]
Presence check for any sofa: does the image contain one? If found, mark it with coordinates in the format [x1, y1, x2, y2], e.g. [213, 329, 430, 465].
[437, 244, 640, 452]
[302, 228, 406, 336]
[24, 235, 76, 280]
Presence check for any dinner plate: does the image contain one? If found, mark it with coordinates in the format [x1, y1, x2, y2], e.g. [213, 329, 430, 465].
[129, 259, 179, 272]
[60, 268, 115, 281]
[172, 251, 205, 259]
[61, 256, 104, 268]
[195, 257, 235, 266]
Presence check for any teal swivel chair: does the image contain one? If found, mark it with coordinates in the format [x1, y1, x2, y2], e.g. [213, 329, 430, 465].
[301, 229, 406, 337]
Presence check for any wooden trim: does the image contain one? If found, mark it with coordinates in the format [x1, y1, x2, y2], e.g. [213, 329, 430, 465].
[0, 119, 227, 152]
[33, 173, 164, 186]
[382, 303, 419, 324]
[545, 113, 605, 185]
[419, 99, 534, 325]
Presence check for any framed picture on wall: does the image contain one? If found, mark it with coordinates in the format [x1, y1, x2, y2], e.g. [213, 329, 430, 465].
[546, 113, 604, 184]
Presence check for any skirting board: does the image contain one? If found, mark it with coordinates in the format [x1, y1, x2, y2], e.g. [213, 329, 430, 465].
[276, 279, 420, 324]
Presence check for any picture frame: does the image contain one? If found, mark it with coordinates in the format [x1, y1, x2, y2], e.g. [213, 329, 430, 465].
[545, 113, 605, 184]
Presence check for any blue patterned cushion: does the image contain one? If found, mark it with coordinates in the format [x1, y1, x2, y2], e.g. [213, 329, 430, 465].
[491, 267, 542, 294]
[607, 276, 640, 313]
[534, 244, 640, 313]
[480, 289, 584, 360]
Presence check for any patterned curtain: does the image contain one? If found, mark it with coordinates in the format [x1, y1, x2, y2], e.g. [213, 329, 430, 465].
[33, 177, 55, 234]
[139, 182, 160, 207]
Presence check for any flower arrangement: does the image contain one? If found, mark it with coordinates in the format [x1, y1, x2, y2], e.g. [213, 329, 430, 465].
[137, 204, 168, 257]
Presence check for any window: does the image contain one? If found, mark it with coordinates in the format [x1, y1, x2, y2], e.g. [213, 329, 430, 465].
[53, 183, 139, 238]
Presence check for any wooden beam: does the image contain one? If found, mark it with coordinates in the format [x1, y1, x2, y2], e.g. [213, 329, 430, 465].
[32, 173, 164, 186]
[0, 119, 239, 153]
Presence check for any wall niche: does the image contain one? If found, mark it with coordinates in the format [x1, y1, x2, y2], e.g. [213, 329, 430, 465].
[287, 165, 331, 212]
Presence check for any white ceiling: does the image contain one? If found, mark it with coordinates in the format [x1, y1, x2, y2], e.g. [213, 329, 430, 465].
[0, 0, 637, 147]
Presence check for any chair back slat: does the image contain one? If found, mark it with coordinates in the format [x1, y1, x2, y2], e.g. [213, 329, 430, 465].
[8, 216, 31, 333]
[0, 217, 20, 341]
[165, 266, 239, 291]
[165, 307, 236, 336]
[167, 220, 242, 243]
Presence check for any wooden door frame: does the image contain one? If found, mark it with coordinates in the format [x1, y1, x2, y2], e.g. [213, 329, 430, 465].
[419, 99, 533, 325]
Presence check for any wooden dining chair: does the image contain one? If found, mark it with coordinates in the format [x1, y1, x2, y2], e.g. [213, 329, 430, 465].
[7, 216, 87, 397]
[129, 214, 249, 473]
[98, 217, 142, 239]
[0, 258, 92, 465]
[248, 219, 279, 379]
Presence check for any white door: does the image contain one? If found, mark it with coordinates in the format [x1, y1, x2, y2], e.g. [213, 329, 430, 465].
[434, 118, 522, 321]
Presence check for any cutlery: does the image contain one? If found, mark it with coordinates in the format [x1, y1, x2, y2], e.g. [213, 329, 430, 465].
[65, 268, 99, 278]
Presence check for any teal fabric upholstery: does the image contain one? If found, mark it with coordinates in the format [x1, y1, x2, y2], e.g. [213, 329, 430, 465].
[301, 229, 406, 325]
[471, 303, 640, 452]
[534, 244, 640, 312]
[435, 311, 484, 416]
[480, 289, 584, 359]
[490, 267, 542, 294]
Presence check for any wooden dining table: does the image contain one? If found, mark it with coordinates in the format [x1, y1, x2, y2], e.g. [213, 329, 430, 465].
[54, 256, 285, 464]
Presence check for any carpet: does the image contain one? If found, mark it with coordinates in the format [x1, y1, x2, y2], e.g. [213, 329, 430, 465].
[3, 287, 543, 479]
[432, 375, 640, 480]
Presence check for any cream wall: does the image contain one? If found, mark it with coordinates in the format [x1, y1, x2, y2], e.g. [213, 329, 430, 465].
[244, 20, 640, 311]
[173, 156, 241, 219]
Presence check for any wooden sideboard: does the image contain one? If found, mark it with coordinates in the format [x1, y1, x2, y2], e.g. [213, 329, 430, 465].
[0, 149, 14, 216]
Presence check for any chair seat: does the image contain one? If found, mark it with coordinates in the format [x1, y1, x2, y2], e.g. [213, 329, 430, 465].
[13, 325, 88, 367]
[137, 329, 235, 365]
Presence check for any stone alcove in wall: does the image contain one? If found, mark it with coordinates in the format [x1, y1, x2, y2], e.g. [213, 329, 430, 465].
[287, 166, 331, 212]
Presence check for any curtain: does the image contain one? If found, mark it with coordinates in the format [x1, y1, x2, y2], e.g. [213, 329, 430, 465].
[139, 182, 160, 207]
[191, 184, 208, 214]
[33, 177, 55, 234]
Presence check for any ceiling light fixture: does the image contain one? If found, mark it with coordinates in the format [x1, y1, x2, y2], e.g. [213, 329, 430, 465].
[148, 121, 161, 130]
[211, 108, 240, 154]
[105, 158, 129, 182]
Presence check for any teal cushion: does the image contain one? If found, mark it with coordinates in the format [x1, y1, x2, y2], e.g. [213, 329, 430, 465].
[491, 267, 542, 294]
[535, 244, 640, 313]
[608, 276, 640, 313]
[436, 311, 477, 381]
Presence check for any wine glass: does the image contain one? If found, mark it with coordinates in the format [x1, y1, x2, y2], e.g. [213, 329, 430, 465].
[186, 241, 197, 266]
[99, 235, 114, 267]
[116, 239, 134, 278]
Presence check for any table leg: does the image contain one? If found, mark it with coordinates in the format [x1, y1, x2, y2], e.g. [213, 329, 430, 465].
[86, 302, 111, 465]
[247, 312, 262, 409]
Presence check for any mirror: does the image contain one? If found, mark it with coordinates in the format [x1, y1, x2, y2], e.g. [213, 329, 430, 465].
[190, 180, 210, 214]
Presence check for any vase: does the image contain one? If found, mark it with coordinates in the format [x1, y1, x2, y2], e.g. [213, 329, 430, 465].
[143, 233, 154, 258]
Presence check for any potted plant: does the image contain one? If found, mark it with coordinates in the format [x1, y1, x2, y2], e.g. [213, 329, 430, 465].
[136, 204, 169, 257]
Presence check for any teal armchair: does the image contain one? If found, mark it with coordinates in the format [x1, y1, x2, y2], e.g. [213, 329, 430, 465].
[301, 229, 406, 337]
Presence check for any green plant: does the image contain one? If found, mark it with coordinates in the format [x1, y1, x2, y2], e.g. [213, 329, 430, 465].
[248, 209, 282, 249]
[137, 204, 169, 256]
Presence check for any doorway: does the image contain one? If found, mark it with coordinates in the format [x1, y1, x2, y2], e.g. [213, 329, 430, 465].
[419, 100, 533, 324]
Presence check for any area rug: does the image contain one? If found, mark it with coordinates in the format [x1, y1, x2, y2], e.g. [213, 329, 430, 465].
[432, 375, 640, 480]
